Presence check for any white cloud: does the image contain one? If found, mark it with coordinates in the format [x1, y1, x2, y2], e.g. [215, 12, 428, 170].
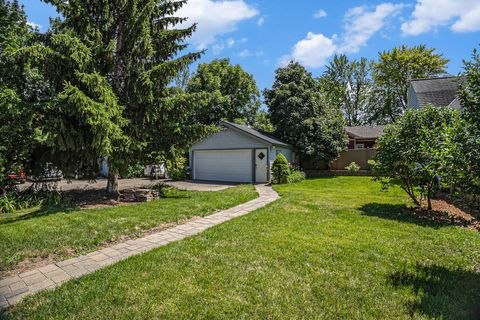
[402, 0, 480, 35]
[27, 21, 42, 29]
[226, 38, 235, 47]
[238, 49, 264, 58]
[238, 49, 252, 57]
[281, 3, 404, 69]
[177, 0, 259, 49]
[212, 43, 225, 55]
[339, 3, 405, 53]
[313, 9, 327, 18]
[257, 17, 265, 26]
[280, 32, 337, 68]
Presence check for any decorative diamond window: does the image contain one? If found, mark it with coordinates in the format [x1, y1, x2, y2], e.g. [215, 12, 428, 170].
[257, 152, 265, 160]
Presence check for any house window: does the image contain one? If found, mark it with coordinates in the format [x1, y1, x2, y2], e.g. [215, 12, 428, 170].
[276, 150, 282, 156]
[356, 143, 365, 149]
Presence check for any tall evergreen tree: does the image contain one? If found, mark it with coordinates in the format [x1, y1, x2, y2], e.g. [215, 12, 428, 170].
[0, 0, 39, 186]
[264, 62, 346, 162]
[32, 0, 206, 193]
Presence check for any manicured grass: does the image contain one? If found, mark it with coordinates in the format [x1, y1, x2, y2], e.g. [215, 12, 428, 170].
[6, 177, 480, 319]
[0, 185, 257, 274]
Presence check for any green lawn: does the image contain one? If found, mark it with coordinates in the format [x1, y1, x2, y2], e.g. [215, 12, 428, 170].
[0, 185, 257, 274]
[5, 177, 480, 319]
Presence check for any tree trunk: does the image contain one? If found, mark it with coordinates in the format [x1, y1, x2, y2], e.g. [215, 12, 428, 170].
[107, 172, 119, 198]
[426, 187, 433, 211]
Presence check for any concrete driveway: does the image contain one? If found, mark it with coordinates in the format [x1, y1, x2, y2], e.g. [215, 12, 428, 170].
[23, 178, 235, 192]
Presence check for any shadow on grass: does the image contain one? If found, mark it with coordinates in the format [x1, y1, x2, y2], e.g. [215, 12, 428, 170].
[389, 263, 480, 319]
[359, 203, 473, 229]
[0, 202, 77, 226]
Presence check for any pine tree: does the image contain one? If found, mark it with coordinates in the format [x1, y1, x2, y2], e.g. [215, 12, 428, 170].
[0, 0, 38, 185]
[32, 0, 206, 193]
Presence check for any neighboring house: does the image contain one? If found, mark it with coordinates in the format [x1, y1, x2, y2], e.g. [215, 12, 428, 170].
[408, 76, 465, 109]
[189, 121, 295, 183]
[346, 126, 386, 150]
[303, 125, 385, 171]
[329, 125, 385, 171]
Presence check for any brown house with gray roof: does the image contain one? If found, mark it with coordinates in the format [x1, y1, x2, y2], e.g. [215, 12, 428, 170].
[346, 126, 386, 150]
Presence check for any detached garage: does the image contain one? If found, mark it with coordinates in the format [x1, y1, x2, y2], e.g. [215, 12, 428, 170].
[190, 121, 295, 183]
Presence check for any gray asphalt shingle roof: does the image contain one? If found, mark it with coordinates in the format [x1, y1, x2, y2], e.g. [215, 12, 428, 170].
[410, 76, 465, 108]
[346, 126, 386, 139]
[221, 121, 293, 148]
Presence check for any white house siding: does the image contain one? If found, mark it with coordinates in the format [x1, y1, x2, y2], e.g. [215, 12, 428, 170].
[191, 127, 268, 150]
[269, 147, 293, 163]
[189, 125, 294, 182]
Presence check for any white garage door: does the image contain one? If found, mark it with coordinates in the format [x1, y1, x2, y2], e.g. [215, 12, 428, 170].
[194, 150, 252, 182]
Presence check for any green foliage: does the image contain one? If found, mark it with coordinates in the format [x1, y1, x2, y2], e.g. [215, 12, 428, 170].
[320, 54, 372, 126]
[271, 154, 290, 184]
[0, 0, 39, 185]
[165, 156, 188, 181]
[457, 48, 480, 197]
[0, 189, 63, 214]
[345, 162, 361, 173]
[23, 0, 208, 191]
[371, 45, 449, 123]
[0, 194, 16, 213]
[287, 170, 306, 184]
[123, 164, 145, 179]
[373, 105, 463, 209]
[253, 110, 274, 133]
[264, 62, 347, 162]
[187, 58, 261, 125]
[367, 159, 376, 169]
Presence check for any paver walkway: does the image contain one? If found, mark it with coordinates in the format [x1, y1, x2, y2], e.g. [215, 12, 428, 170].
[0, 185, 279, 308]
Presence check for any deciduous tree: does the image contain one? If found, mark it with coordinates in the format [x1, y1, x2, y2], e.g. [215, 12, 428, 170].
[320, 54, 372, 126]
[457, 48, 480, 197]
[371, 45, 449, 123]
[264, 62, 346, 162]
[187, 58, 260, 125]
[372, 105, 463, 210]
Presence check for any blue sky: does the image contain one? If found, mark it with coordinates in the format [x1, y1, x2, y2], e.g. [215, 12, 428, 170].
[20, 0, 480, 91]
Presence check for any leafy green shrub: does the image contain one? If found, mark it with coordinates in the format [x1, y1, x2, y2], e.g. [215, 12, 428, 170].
[166, 156, 188, 180]
[287, 170, 306, 184]
[0, 188, 64, 214]
[271, 154, 290, 184]
[373, 105, 463, 210]
[149, 182, 181, 198]
[0, 195, 16, 213]
[345, 162, 361, 172]
[123, 164, 144, 178]
[367, 159, 376, 169]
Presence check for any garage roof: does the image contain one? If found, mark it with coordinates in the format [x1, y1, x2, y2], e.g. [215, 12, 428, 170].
[221, 121, 293, 148]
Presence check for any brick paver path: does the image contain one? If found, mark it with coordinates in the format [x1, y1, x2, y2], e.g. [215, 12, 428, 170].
[0, 185, 279, 308]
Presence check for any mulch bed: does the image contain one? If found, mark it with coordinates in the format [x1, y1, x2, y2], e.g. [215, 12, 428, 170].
[407, 198, 480, 231]
[63, 189, 144, 209]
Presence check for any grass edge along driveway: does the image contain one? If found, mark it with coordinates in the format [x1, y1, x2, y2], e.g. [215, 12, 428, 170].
[0, 185, 257, 275]
[5, 177, 480, 319]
